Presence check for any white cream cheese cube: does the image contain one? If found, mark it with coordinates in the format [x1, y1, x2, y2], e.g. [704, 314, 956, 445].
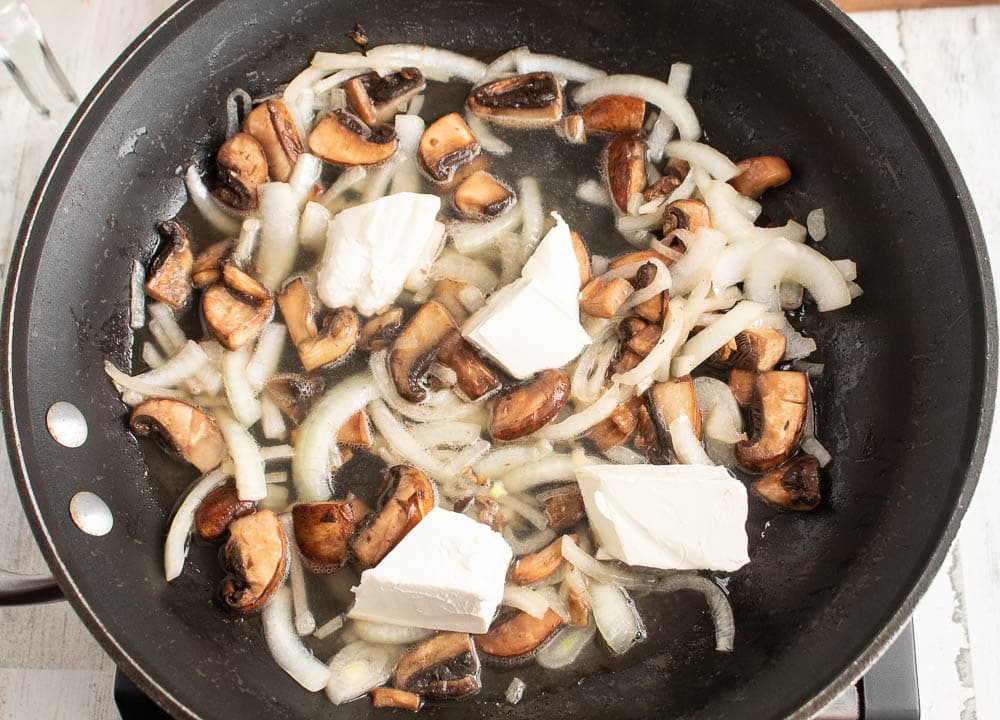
[521, 212, 581, 313]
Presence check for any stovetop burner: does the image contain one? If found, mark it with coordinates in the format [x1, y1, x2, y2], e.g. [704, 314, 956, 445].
[113, 623, 920, 719]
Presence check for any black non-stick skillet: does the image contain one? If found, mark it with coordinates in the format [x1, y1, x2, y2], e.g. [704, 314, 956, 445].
[1, 0, 995, 718]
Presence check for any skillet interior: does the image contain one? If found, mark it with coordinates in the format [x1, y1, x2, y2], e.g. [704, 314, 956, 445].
[2, 0, 994, 718]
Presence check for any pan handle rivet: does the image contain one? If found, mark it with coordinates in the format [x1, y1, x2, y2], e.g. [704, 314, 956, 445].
[69, 492, 113, 537]
[46, 401, 88, 448]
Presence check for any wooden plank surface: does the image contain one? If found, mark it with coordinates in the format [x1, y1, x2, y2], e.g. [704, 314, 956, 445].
[0, 3, 996, 720]
[837, 0, 1000, 11]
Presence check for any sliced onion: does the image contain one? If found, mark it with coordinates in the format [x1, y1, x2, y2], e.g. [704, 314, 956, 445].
[535, 585, 570, 622]
[147, 302, 187, 353]
[694, 377, 743, 440]
[293, 374, 378, 501]
[222, 345, 261, 427]
[847, 281, 864, 299]
[671, 300, 768, 377]
[163, 467, 230, 580]
[260, 444, 295, 462]
[368, 350, 478, 422]
[279, 514, 316, 636]
[560, 536, 660, 589]
[576, 178, 611, 207]
[289, 154, 323, 208]
[405, 220, 447, 293]
[802, 436, 833, 467]
[663, 140, 738, 181]
[230, 218, 260, 267]
[184, 165, 242, 235]
[215, 408, 266, 501]
[246, 323, 288, 391]
[517, 177, 544, 262]
[351, 619, 435, 645]
[503, 526, 557, 555]
[369, 399, 451, 481]
[263, 587, 331, 692]
[313, 613, 345, 641]
[311, 67, 371, 95]
[744, 238, 851, 312]
[362, 114, 425, 203]
[616, 211, 664, 233]
[574, 74, 700, 143]
[668, 227, 727, 297]
[515, 52, 605, 82]
[406, 93, 425, 117]
[589, 582, 646, 656]
[603, 446, 648, 464]
[429, 249, 499, 293]
[103, 361, 190, 403]
[496, 493, 548, 530]
[473, 444, 546, 479]
[791, 360, 825, 378]
[465, 111, 512, 155]
[833, 259, 857, 282]
[668, 415, 713, 465]
[257, 182, 301, 291]
[449, 204, 523, 254]
[319, 166, 367, 210]
[299, 201, 331, 252]
[130, 340, 209, 389]
[538, 385, 634, 442]
[363, 44, 487, 82]
[807, 208, 827, 241]
[282, 65, 327, 142]
[480, 46, 529, 81]
[571, 327, 618, 404]
[651, 574, 735, 652]
[537, 621, 597, 669]
[647, 62, 693, 160]
[129, 260, 145, 330]
[780, 281, 804, 309]
[613, 298, 687, 388]
[503, 583, 551, 619]
[505, 677, 527, 705]
[427, 362, 458, 388]
[409, 421, 482, 448]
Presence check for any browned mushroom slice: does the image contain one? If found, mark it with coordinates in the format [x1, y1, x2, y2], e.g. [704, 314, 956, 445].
[607, 249, 673, 272]
[358, 307, 405, 352]
[630, 261, 670, 323]
[555, 114, 586, 144]
[579, 276, 633, 319]
[243, 99, 302, 182]
[581, 95, 646, 135]
[195, 485, 257, 541]
[453, 171, 515, 220]
[729, 368, 755, 407]
[662, 198, 711, 236]
[202, 263, 274, 350]
[563, 585, 590, 627]
[730, 155, 792, 199]
[349, 465, 436, 569]
[467, 72, 563, 128]
[129, 398, 226, 472]
[145, 220, 194, 310]
[754, 455, 821, 511]
[308, 110, 399, 166]
[513, 534, 577, 585]
[537, 485, 585, 531]
[191, 239, 235, 288]
[438, 330, 501, 401]
[370, 687, 422, 711]
[643, 158, 690, 201]
[276, 278, 359, 371]
[606, 134, 647, 213]
[709, 337, 738, 366]
[213, 132, 268, 211]
[625, 322, 661, 358]
[632, 403, 659, 455]
[419, 112, 481, 183]
[388, 301, 456, 403]
[645, 376, 702, 459]
[292, 501, 355, 572]
[569, 231, 591, 288]
[344, 67, 426, 125]
[730, 327, 787, 372]
[585, 397, 641, 452]
[736, 371, 809, 471]
[220, 509, 288, 613]
[611, 349, 642, 376]
[346, 491, 373, 524]
[263, 373, 326, 423]
[430, 279, 481, 324]
[475, 609, 562, 661]
[490, 369, 570, 441]
[394, 632, 482, 700]
[337, 410, 373, 448]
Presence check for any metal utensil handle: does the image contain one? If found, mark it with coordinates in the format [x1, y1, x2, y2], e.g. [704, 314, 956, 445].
[0, 568, 63, 605]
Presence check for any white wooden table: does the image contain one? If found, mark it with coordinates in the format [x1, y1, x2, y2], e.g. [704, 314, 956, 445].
[0, 2, 996, 718]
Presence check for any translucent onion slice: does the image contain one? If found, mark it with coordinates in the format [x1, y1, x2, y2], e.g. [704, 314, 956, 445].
[368, 350, 478, 423]
[668, 227, 727, 297]
[496, 493, 548, 531]
[325, 641, 407, 704]
[480, 46, 529, 81]
[537, 621, 597, 669]
[538, 385, 635, 442]
[503, 583, 552, 619]
[647, 62, 693, 160]
[246, 323, 288, 392]
[662, 140, 738, 181]
[319, 166, 367, 210]
[129, 260, 145, 330]
[129, 339, 209, 389]
[292, 374, 378, 501]
[215, 408, 266, 501]
[263, 587, 331, 692]
[351, 619, 435, 645]
[671, 300, 768, 377]
[313, 614, 345, 641]
[694, 377, 744, 440]
[368, 398, 451, 481]
[560, 535, 660, 589]
[603, 446, 648, 465]
[449, 204, 523, 254]
[288, 153, 323, 208]
[502, 526, 558, 556]
[222, 345, 261, 427]
[612, 298, 687, 389]
[279, 514, 316, 636]
[668, 415, 714, 465]
[409, 421, 483, 448]
[257, 182, 301, 291]
[506, 677, 527, 705]
[473, 444, 547, 479]
[576, 178, 611, 207]
[744, 238, 852, 312]
[517, 177, 544, 263]
[429, 249, 499, 293]
[807, 208, 827, 241]
[589, 582, 646, 656]
[299, 202, 332, 252]
[147, 302, 188, 353]
[163, 467, 230, 581]
[651, 574, 735, 652]
[184, 165, 241, 235]
[802, 436, 833, 468]
[465, 111, 512, 155]
[515, 52, 606, 82]
[574, 74, 700, 143]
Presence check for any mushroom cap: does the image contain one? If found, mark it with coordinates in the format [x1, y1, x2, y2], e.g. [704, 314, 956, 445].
[581, 94, 646, 135]
[645, 375, 703, 461]
[467, 72, 564, 128]
[220, 509, 288, 613]
[388, 301, 457, 403]
[194, 484, 257, 541]
[513, 533, 576, 585]
[606, 134, 647, 213]
[394, 632, 482, 700]
[291, 501, 355, 573]
[263, 373, 326, 423]
[730, 155, 792, 199]
[129, 398, 226, 473]
[213, 132, 268, 211]
[358, 307, 404, 352]
[490, 369, 571, 441]
[453, 171, 516, 220]
[419, 112, 481, 183]
[736, 371, 809, 472]
[475, 608, 563, 661]
[753, 455, 822, 511]
[349, 465, 436, 569]
[144, 220, 194, 310]
[202, 263, 274, 351]
[308, 110, 399, 167]
[243, 100, 302, 182]
[437, 330, 501, 402]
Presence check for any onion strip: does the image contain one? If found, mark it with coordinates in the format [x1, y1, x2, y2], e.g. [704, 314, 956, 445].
[574, 74, 700, 143]
[184, 165, 241, 235]
[215, 408, 266, 501]
[163, 467, 230, 581]
[263, 587, 331, 692]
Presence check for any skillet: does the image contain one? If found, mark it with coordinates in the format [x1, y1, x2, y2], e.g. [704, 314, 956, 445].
[1, 0, 995, 718]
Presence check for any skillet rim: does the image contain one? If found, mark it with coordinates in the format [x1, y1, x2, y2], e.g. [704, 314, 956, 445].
[1, 1, 995, 718]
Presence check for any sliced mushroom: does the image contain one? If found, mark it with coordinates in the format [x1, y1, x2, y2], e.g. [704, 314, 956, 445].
[607, 249, 673, 272]
[662, 198, 711, 236]
[213, 132, 268, 211]
[630, 261, 670, 323]
[308, 110, 399, 166]
[358, 307, 405, 352]
[537, 485, 586, 531]
[276, 277, 358, 371]
[490, 369, 570, 441]
[346, 491, 373, 524]
[570, 231, 591, 288]
[129, 398, 226, 472]
[709, 337, 738, 366]
[145, 220, 194, 310]
[729, 368, 755, 407]
[562, 584, 590, 627]
[438, 330, 501, 401]
[581, 95, 646, 135]
[606, 134, 647, 213]
[263, 373, 326, 423]
[191, 239, 234, 288]
[585, 397, 641, 452]
[555, 114, 586, 144]
[344, 67, 426, 126]
[736, 371, 809, 471]
[579, 277, 633, 319]
[394, 632, 482, 700]
[645, 376, 702, 461]
[730, 327, 787, 372]
[243, 99, 302, 182]
[292, 501, 355, 572]
[349, 465, 436, 569]
[612, 349, 643, 376]
[475, 609, 562, 661]
[754, 455, 821, 511]
[730, 155, 792, 199]
[194, 485, 257, 541]
[430, 279, 482, 324]
[514, 534, 577, 585]
[643, 158, 690, 202]
[337, 410, 373, 448]
[202, 262, 274, 350]
[419, 112, 481, 183]
[624, 322, 661, 358]
[388, 301, 456, 403]
[632, 403, 659, 455]
[467, 72, 563, 128]
[370, 687, 422, 711]
[453, 171, 515, 220]
[220, 510, 288, 613]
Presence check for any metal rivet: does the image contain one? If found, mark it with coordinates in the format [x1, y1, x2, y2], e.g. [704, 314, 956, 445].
[46, 402, 88, 448]
[69, 492, 113, 537]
